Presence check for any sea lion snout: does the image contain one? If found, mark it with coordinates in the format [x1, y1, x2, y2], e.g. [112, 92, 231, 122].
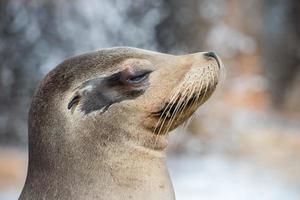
[146, 51, 221, 135]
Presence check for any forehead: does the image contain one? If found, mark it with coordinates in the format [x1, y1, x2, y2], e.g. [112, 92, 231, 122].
[64, 47, 159, 75]
[45, 48, 159, 92]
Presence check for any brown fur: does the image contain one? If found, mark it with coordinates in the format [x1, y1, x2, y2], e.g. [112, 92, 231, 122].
[19, 47, 221, 200]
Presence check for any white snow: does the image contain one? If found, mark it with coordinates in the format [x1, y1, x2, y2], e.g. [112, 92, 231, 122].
[167, 154, 299, 200]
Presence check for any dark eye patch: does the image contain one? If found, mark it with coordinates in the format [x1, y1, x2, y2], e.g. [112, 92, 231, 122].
[80, 91, 112, 114]
[68, 68, 152, 114]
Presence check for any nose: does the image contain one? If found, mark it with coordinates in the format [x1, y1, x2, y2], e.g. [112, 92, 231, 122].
[204, 52, 220, 68]
[204, 52, 218, 60]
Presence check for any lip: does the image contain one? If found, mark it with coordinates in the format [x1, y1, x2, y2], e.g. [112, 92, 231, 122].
[151, 91, 205, 120]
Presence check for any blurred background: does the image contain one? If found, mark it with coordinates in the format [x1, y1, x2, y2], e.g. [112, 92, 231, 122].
[0, 0, 300, 199]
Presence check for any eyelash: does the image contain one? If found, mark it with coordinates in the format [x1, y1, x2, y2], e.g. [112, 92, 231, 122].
[127, 71, 152, 84]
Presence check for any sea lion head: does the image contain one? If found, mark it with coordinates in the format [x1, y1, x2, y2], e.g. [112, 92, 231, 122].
[29, 47, 222, 158]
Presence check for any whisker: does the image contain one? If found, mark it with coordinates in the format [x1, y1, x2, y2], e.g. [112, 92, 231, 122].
[151, 62, 220, 149]
[152, 85, 184, 149]
[153, 87, 182, 133]
[162, 86, 190, 137]
[186, 78, 202, 115]
[164, 81, 196, 135]
[200, 69, 210, 103]
[163, 84, 192, 134]
[175, 83, 196, 123]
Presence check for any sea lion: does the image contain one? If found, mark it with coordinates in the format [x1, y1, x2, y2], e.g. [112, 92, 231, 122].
[19, 47, 221, 200]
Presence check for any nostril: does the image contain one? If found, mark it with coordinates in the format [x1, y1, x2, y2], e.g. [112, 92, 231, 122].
[204, 51, 220, 68]
[204, 52, 217, 60]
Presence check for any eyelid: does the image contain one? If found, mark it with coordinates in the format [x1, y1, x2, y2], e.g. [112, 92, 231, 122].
[127, 70, 153, 83]
[131, 69, 153, 77]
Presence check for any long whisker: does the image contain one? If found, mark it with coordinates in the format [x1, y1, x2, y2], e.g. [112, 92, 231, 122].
[153, 86, 183, 133]
[163, 85, 191, 135]
[174, 83, 196, 124]
[153, 89, 180, 132]
[164, 80, 197, 135]
[200, 68, 210, 103]
[166, 84, 191, 126]
[152, 85, 183, 149]
[186, 78, 203, 115]
[193, 67, 213, 120]
[153, 106, 173, 149]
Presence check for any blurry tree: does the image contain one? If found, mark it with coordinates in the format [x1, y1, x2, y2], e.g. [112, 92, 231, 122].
[261, 0, 300, 108]
[0, 1, 41, 144]
[156, 0, 209, 53]
[0, 1, 78, 144]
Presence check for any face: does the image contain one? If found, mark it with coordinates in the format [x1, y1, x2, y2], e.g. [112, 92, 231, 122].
[53, 47, 221, 148]
[25, 48, 221, 200]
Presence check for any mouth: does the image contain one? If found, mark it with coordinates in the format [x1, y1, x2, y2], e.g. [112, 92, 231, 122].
[150, 85, 216, 135]
[151, 92, 204, 119]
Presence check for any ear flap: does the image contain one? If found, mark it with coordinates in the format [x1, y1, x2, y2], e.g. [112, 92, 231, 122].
[67, 94, 80, 110]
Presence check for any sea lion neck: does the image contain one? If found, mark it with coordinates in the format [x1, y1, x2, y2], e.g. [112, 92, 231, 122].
[23, 130, 174, 200]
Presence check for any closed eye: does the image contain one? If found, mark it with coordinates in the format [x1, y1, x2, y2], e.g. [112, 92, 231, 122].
[127, 70, 152, 84]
